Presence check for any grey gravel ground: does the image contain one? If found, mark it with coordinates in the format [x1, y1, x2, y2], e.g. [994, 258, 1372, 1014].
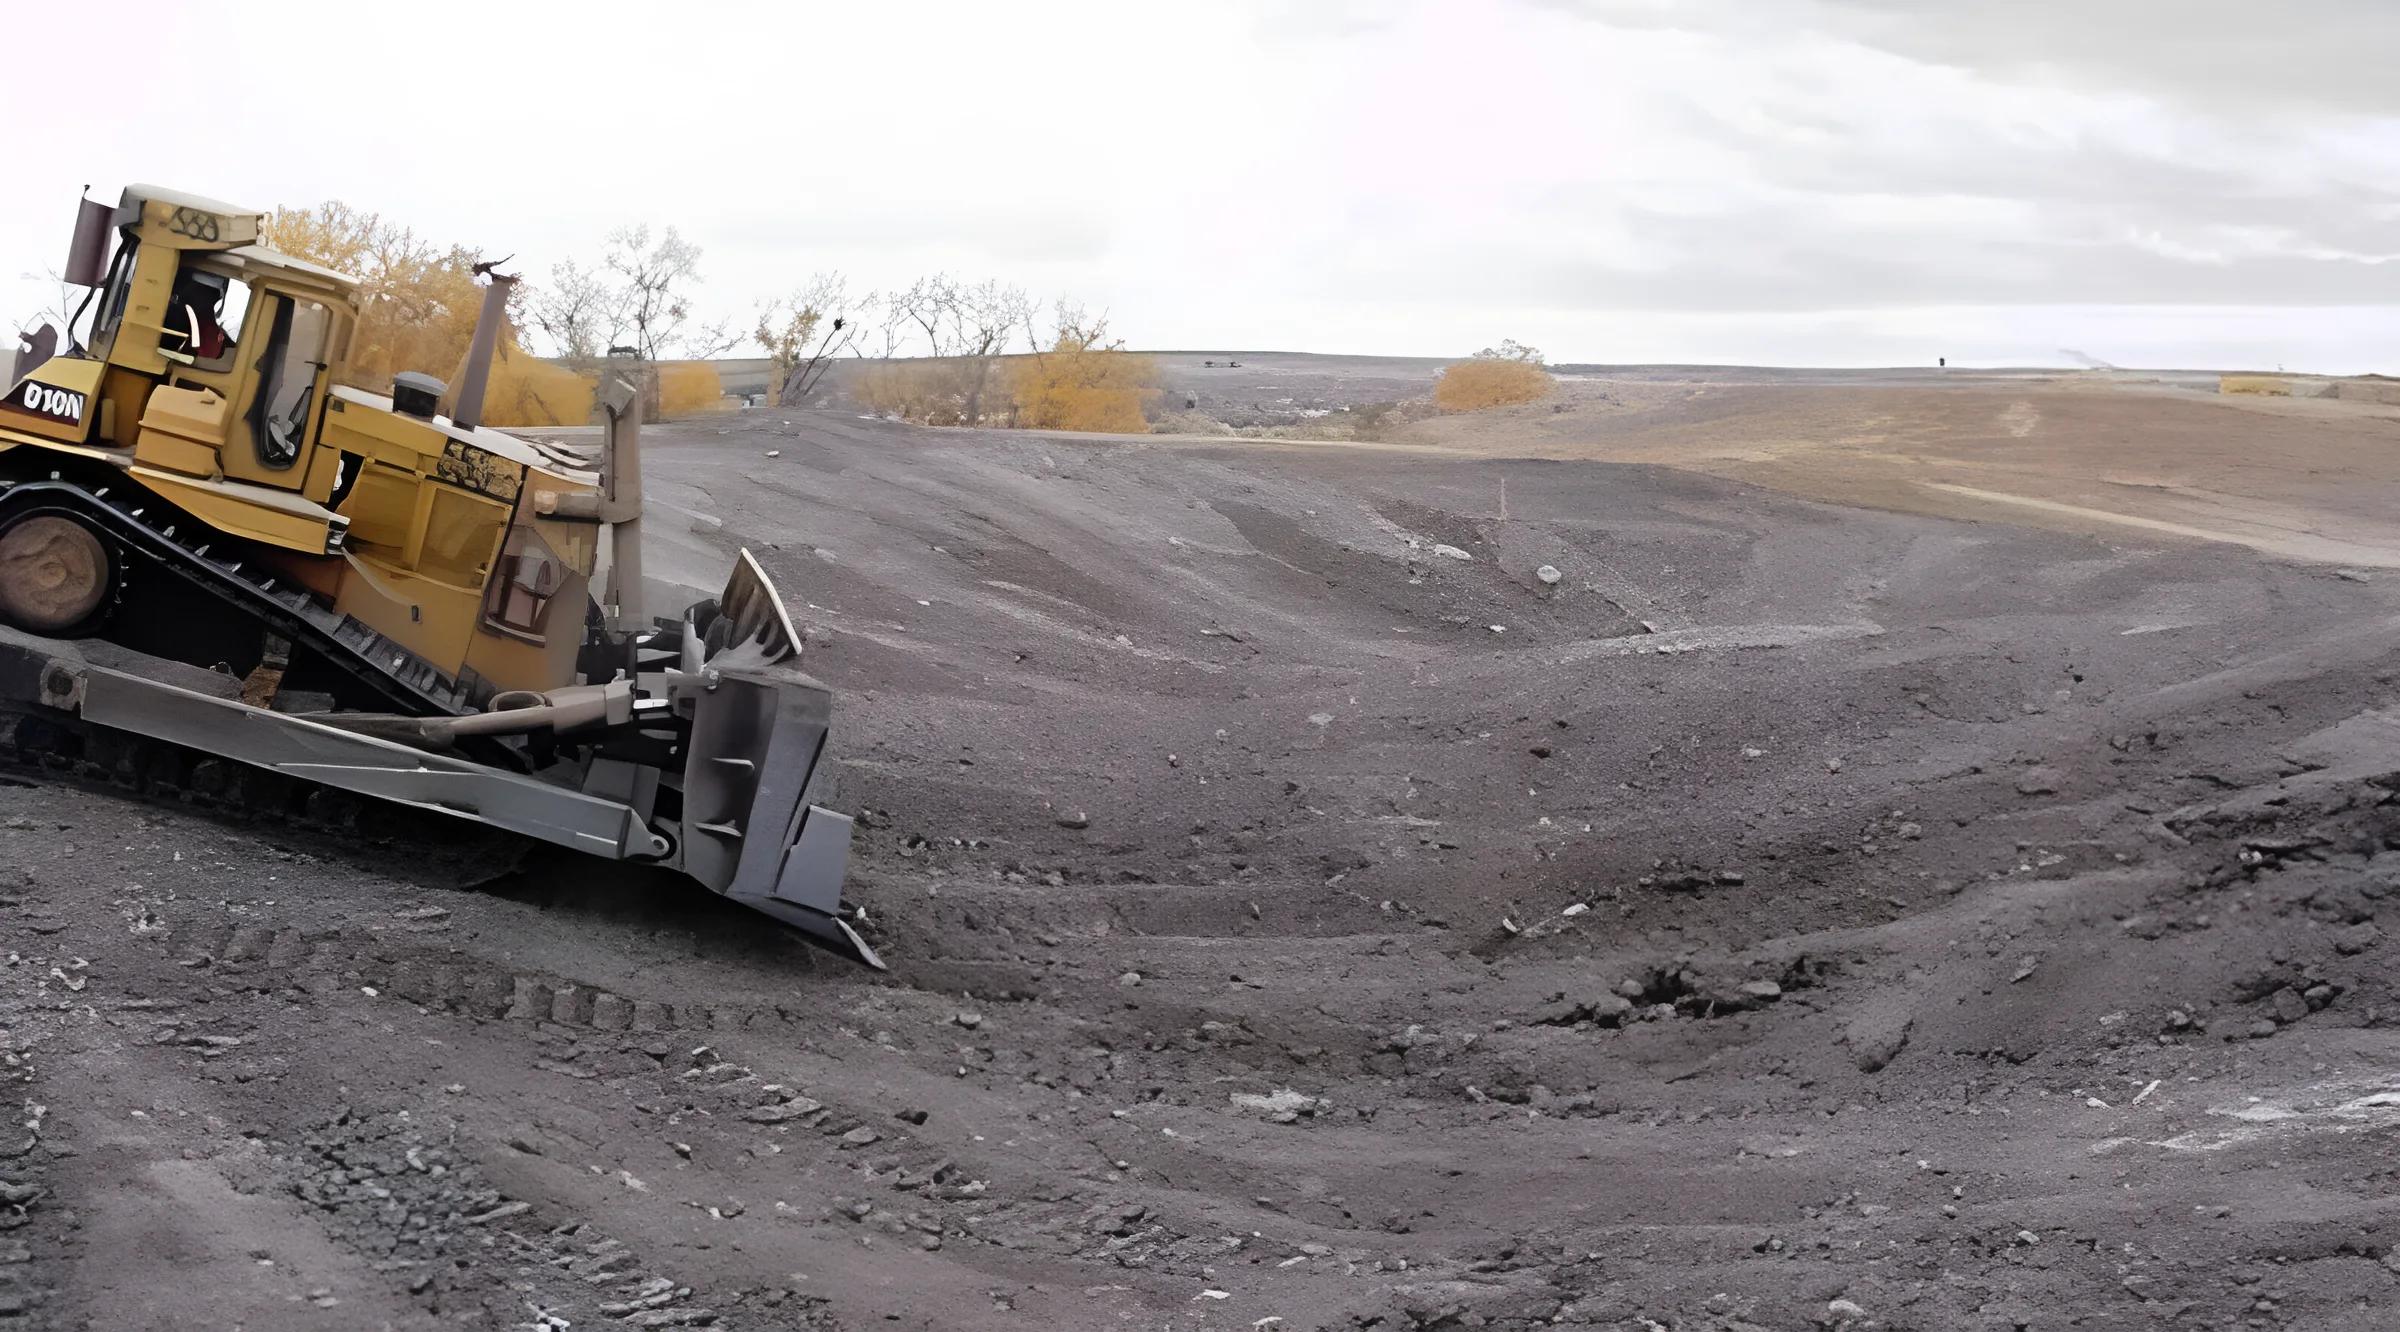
[5, 393, 2400, 1330]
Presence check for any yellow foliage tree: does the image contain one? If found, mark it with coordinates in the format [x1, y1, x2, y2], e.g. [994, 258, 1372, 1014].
[655, 362, 731, 418]
[1432, 340, 1553, 412]
[262, 201, 589, 427]
[1009, 313, 1158, 433]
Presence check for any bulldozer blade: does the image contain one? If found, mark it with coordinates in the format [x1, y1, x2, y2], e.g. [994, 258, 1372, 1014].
[674, 552, 878, 966]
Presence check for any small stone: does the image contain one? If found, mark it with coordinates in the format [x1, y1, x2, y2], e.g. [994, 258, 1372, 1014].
[1229, 1089, 1320, 1118]
[1118, 972, 1142, 988]
[953, 1011, 983, 1030]
[1430, 544, 1472, 561]
[2336, 924, 2381, 955]
[504, 978, 548, 1022]
[1056, 811, 1090, 830]
[766, 450, 782, 458]
[2248, 1019, 2281, 1040]
[2015, 769, 2060, 796]
[1535, 565, 1562, 584]
[1827, 1296, 1868, 1319]
[1738, 980, 1782, 1002]
[507, 1127, 543, 1156]
[590, 993, 634, 1031]
[838, 1127, 881, 1148]
[2270, 988, 2310, 1024]
[742, 1098, 821, 1124]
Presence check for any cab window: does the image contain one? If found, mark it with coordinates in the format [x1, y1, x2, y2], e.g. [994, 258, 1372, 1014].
[249, 295, 328, 470]
[93, 236, 138, 346]
[160, 262, 251, 371]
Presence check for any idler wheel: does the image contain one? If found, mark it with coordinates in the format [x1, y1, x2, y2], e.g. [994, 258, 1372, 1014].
[0, 512, 113, 635]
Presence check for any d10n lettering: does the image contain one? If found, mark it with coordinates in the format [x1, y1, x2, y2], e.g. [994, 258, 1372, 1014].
[6, 381, 86, 427]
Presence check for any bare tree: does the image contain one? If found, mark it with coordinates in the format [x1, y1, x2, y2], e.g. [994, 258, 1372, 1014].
[954, 278, 1033, 425]
[602, 224, 724, 361]
[889, 275, 956, 356]
[12, 267, 82, 346]
[528, 258, 624, 369]
[880, 273, 1031, 423]
[755, 272, 861, 406]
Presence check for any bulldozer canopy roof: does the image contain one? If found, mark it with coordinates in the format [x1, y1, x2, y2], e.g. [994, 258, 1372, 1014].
[121, 183, 262, 221]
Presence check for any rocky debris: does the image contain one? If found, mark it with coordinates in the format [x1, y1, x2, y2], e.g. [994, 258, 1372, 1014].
[288, 1107, 718, 1325]
[1056, 810, 1091, 830]
[1430, 545, 1473, 561]
[1535, 565, 1562, 585]
[2015, 768, 2061, 796]
[1844, 1006, 1914, 1073]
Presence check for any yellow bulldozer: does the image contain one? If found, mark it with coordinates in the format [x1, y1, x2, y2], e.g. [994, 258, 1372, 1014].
[0, 185, 875, 966]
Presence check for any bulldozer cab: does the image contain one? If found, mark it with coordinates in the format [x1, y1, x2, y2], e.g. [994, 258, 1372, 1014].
[56, 187, 356, 497]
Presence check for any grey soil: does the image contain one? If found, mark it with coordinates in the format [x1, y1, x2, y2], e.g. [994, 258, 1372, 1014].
[5, 374, 2400, 1330]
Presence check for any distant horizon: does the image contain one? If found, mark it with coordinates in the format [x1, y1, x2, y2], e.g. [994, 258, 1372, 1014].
[574, 348, 2346, 379]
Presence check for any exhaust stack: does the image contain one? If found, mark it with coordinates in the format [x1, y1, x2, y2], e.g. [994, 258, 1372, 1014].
[447, 266, 516, 430]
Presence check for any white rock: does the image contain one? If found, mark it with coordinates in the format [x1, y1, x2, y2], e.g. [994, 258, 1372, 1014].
[1431, 544, 1473, 560]
[1308, 712, 1334, 726]
[1229, 1089, 1319, 1116]
[1561, 903, 1589, 916]
[1535, 565, 1562, 584]
[1827, 1297, 1868, 1318]
[765, 449, 782, 457]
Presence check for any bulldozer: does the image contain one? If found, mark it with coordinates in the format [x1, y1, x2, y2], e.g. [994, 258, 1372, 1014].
[0, 185, 877, 967]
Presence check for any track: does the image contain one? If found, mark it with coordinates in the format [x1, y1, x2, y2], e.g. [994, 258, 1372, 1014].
[0, 473, 475, 717]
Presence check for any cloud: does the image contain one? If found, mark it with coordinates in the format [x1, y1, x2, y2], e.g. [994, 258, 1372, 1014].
[1538, 0, 2400, 116]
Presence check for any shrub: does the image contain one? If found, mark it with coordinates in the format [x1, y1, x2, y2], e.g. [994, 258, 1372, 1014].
[1011, 340, 1159, 433]
[483, 344, 593, 427]
[1433, 358, 1554, 412]
[856, 359, 981, 425]
[655, 361, 730, 418]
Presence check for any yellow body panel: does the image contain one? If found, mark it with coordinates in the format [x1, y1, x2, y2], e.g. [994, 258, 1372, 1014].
[136, 383, 229, 447]
[0, 358, 107, 443]
[321, 395, 455, 470]
[460, 572, 590, 693]
[127, 467, 335, 553]
[332, 558, 484, 675]
[131, 430, 218, 477]
[98, 367, 154, 447]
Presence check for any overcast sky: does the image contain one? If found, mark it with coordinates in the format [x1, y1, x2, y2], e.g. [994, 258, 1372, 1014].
[9, 0, 2397, 370]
